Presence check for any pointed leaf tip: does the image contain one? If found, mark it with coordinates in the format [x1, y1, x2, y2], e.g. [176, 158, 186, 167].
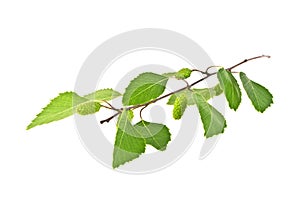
[26, 92, 87, 130]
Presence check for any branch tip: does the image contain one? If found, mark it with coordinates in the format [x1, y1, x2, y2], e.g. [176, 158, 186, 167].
[100, 112, 120, 124]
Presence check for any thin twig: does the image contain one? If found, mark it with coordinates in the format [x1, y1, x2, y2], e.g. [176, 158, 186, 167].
[228, 55, 270, 71]
[182, 79, 191, 89]
[102, 100, 119, 111]
[205, 66, 219, 73]
[100, 112, 120, 124]
[191, 69, 208, 75]
[101, 104, 115, 110]
[139, 105, 148, 120]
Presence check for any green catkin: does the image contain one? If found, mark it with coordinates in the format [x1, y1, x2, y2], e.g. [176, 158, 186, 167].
[173, 94, 188, 120]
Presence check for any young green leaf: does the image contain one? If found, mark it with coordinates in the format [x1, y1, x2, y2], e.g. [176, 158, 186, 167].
[240, 72, 273, 112]
[167, 84, 223, 105]
[84, 88, 121, 101]
[122, 72, 169, 106]
[76, 101, 101, 115]
[113, 110, 146, 168]
[175, 68, 192, 79]
[27, 92, 89, 130]
[193, 93, 227, 138]
[134, 121, 171, 151]
[173, 94, 188, 120]
[217, 68, 242, 110]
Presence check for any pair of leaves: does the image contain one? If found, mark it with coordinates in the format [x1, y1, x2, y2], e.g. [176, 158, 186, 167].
[114, 70, 196, 168]
[113, 110, 171, 168]
[27, 69, 189, 131]
[26, 89, 121, 130]
[217, 68, 273, 113]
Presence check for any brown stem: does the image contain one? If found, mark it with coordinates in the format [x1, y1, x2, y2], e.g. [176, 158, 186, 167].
[227, 55, 270, 71]
[100, 104, 115, 110]
[191, 69, 209, 75]
[102, 100, 120, 111]
[205, 66, 219, 73]
[100, 112, 120, 124]
[139, 105, 148, 120]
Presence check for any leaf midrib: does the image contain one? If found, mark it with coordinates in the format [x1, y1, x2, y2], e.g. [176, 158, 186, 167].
[129, 77, 168, 102]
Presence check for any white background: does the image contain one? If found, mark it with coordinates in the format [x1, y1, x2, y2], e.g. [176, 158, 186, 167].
[1, 0, 299, 199]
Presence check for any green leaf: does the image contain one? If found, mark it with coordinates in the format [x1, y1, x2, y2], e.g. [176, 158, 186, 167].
[167, 84, 223, 105]
[175, 68, 192, 79]
[173, 94, 187, 120]
[27, 92, 88, 130]
[122, 72, 169, 106]
[193, 93, 227, 138]
[113, 111, 146, 168]
[240, 72, 273, 112]
[76, 101, 101, 115]
[217, 68, 242, 110]
[113, 129, 146, 169]
[134, 121, 171, 151]
[84, 88, 121, 101]
[117, 110, 140, 137]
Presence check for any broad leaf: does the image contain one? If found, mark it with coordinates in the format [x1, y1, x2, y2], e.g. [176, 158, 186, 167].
[217, 68, 241, 110]
[113, 111, 146, 168]
[122, 72, 168, 106]
[26, 89, 120, 130]
[193, 93, 227, 138]
[134, 121, 171, 150]
[84, 88, 121, 101]
[173, 94, 187, 120]
[27, 92, 89, 130]
[240, 72, 273, 112]
[167, 84, 223, 105]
